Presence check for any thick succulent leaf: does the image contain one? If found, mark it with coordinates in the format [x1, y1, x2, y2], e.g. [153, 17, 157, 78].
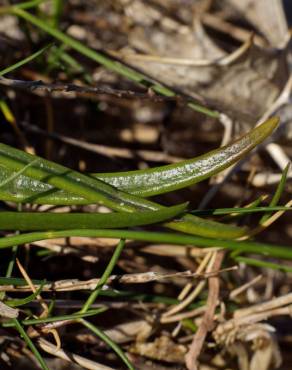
[0, 117, 278, 239]
[0, 117, 279, 201]
[0, 203, 187, 231]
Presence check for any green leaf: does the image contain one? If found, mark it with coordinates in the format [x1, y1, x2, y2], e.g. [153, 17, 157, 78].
[0, 203, 187, 231]
[0, 118, 278, 239]
[0, 117, 279, 201]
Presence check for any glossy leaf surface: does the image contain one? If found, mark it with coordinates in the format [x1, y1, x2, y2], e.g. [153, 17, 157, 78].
[0, 118, 278, 239]
[0, 117, 278, 202]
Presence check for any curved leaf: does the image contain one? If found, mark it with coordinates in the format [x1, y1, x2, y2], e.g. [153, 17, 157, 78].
[0, 118, 278, 239]
[0, 117, 279, 202]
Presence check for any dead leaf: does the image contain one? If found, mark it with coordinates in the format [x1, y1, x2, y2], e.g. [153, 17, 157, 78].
[127, 40, 288, 125]
[129, 335, 187, 363]
[250, 333, 282, 370]
[0, 301, 19, 319]
[223, 0, 288, 47]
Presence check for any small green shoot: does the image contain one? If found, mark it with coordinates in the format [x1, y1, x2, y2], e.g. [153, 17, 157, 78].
[0, 45, 51, 77]
[81, 239, 125, 313]
[80, 318, 135, 370]
[260, 163, 290, 224]
[11, 318, 49, 370]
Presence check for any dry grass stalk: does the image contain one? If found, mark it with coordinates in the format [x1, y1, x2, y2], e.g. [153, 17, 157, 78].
[37, 338, 114, 370]
[0, 267, 236, 293]
[185, 251, 225, 370]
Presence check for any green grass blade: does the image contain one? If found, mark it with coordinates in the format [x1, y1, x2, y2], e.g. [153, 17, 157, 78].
[3, 307, 107, 327]
[191, 206, 292, 216]
[0, 0, 45, 13]
[234, 256, 292, 273]
[260, 163, 290, 224]
[5, 281, 45, 307]
[0, 142, 170, 212]
[47, 45, 93, 83]
[0, 276, 45, 285]
[0, 45, 51, 77]
[0, 204, 187, 231]
[12, 0, 46, 10]
[81, 239, 125, 313]
[219, 194, 268, 222]
[80, 318, 134, 370]
[11, 318, 49, 370]
[0, 229, 291, 259]
[0, 142, 162, 213]
[51, 0, 63, 28]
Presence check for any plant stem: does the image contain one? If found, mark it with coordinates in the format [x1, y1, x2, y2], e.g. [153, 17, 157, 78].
[81, 239, 125, 313]
[0, 229, 291, 259]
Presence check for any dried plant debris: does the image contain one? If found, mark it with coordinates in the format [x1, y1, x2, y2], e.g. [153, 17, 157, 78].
[129, 335, 187, 363]
[122, 2, 289, 125]
[223, 0, 289, 47]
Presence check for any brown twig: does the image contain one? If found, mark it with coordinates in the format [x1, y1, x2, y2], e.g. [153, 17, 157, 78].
[162, 252, 213, 319]
[0, 77, 180, 102]
[185, 251, 225, 370]
[108, 35, 252, 67]
[229, 274, 263, 300]
[0, 267, 236, 293]
[234, 292, 292, 319]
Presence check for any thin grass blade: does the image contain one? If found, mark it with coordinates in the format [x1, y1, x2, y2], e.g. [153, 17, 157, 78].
[3, 307, 107, 327]
[260, 163, 290, 224]
[80, 318, 135, 370]
[11, 318, 49, 370]
[5, 280, 45, 307]
[0, 229, 291, 260]
[234, 256, 292, 273]
[81, 239, 125, 313]
[0, 45, 51, 77]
